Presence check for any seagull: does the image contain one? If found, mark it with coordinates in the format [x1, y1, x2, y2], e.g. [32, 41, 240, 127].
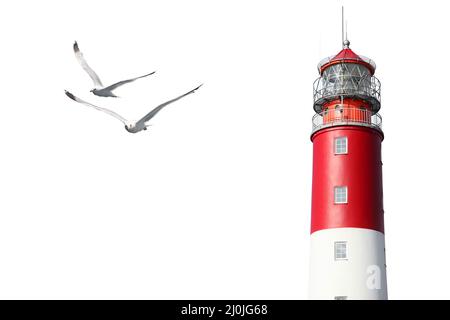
[73, 41, 156, 98]
[64, 85, 202, 133]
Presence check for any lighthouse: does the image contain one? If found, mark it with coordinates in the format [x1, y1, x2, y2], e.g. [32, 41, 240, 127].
[308, 24, 387, 299]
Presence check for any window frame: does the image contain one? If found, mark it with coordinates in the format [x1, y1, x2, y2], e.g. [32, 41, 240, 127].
[334, 136, 348, 155]
[334, 241, 348, 261]
[334, 186, 348, 204]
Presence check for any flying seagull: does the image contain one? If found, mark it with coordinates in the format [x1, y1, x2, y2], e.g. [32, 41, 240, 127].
[73, 41, 156, 98]
[64, 85, 202, 133]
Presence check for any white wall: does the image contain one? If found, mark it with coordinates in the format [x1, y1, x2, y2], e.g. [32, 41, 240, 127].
[309, 228, 387, 300]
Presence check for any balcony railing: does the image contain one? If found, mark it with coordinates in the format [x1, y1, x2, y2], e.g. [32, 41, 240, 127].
[313, 75, 381, 112]
[312, 107, 382, 134]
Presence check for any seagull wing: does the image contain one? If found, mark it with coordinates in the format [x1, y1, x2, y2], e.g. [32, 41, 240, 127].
[65, 90, 127, 124]
[73, 41, 104, 88]
[136, 84, 203, 126]
[102, 71, 156, 92]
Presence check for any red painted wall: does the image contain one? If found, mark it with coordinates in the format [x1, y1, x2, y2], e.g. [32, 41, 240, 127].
[311, 126, 384, 234]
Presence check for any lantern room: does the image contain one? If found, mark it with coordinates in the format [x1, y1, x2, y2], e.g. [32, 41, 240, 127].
[312, 40, 382, 135]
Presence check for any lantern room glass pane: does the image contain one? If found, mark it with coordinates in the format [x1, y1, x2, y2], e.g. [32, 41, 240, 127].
[320, 63, 372, 97]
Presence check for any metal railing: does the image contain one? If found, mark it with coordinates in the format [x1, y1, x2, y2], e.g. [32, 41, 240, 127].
[313, 75, 381, 112]
[312, 107, 382, 134]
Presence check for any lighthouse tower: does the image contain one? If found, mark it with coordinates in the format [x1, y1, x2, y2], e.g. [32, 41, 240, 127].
[308, 32, 387, 299]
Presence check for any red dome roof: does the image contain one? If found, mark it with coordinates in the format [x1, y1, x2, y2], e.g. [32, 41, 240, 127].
[318, 48, 376, 75]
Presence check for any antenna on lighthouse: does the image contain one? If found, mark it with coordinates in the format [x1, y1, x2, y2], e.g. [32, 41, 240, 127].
[342, 6, 350, 48]
[341, 6, 344, 48]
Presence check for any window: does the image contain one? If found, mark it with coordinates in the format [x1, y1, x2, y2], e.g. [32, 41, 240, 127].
[334, 137, 347, 154]
[334, 296, 348, 300]
[334, 241, 347, 260]
[334, 186, 348, 204]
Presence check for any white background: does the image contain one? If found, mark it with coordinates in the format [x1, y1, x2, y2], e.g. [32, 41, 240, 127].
[0, 0, 448, 299]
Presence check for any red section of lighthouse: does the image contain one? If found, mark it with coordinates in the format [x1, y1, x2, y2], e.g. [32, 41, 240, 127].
[311, 126, 384, 233]
[308, 38, 387, 299]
